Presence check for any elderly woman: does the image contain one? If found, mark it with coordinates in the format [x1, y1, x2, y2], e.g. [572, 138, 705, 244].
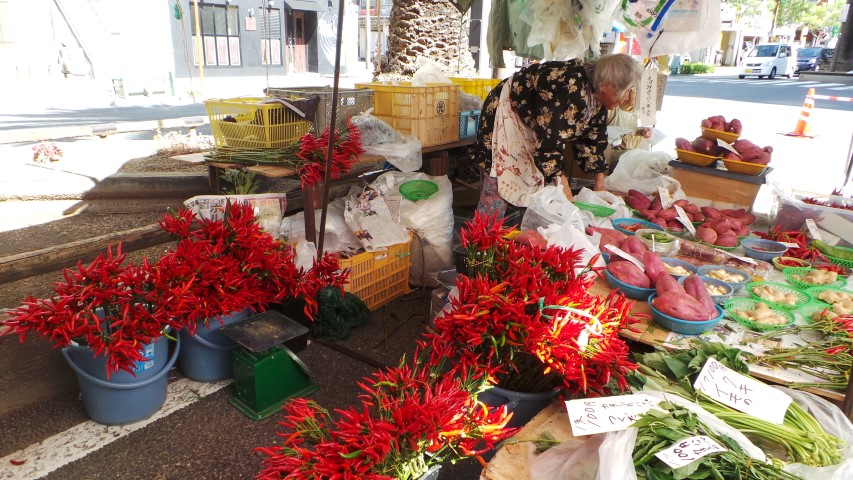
[474, 54, 643, 217]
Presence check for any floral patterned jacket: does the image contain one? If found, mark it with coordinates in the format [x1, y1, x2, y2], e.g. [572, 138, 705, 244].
[473, 59, 608, 183]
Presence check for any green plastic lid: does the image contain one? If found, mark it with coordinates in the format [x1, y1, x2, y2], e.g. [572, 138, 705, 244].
[399, 180, 439, 201]
[574, 201, 616, 217]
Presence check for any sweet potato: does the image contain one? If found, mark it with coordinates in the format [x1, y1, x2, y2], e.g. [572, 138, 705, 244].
[700, 119, 712, 129]
[588, 227, 627, 252]
[728, 118, 743, 134]
[652, 291, 711, 321]
[696, 227, 717, 245]
[658, 208, 678, 221]
[708, 115, 726, 125]
[655, 271, 683, 296]
[644, 251, 667, 283]
[628, 189, 651, 208]
[649, 196, 663, 212]
[683, 275, 718, 319]
[667, 220, 684, 231]
[607, 261, 651, 288]
[692, 137, 716, 155]
[675, 138, 694, 151]
[710, 122, 725, 132]
[625, 196, 646, 210]
[701, 206, 721, 219]
[652, 217, 668, 229]
[621, 236, 649, 257]
[716, 233, 739, 247]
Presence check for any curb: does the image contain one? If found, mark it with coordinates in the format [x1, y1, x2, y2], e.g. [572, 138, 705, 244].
[0, 116, 209, 145]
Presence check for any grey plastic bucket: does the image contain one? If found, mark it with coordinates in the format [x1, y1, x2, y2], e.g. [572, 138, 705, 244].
[62, 336, 179, 426]
[477, 386, 560, 428]
[178, 309, 250, 381]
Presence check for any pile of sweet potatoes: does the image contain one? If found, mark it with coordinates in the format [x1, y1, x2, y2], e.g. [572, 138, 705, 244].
[728, 139, 773, 165]
[606, 247, 666, 290]
[694, 207, 755, 247]
[701, 115, 742, 134]
[624, 189, 704, 231]
[652, 274, 719, 321]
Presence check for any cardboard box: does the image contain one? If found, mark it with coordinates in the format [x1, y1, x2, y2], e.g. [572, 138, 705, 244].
[669, 160, 771, 211]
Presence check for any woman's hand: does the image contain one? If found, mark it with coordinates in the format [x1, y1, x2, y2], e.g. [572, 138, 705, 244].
[636, 127, 654, 138]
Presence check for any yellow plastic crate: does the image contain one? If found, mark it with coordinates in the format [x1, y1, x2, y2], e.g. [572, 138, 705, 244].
[450, 77, 502, 101]
[339, 235, 412, 311]
[204, 97, 313, 149]
[354, 82, 460, 147]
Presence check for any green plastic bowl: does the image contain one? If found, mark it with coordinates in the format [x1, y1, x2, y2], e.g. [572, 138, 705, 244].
[745, 281, 812, 310]
[399, 180, 438, 201]
[574, 201, 616, 218]
[782, 267, 848, 290]
[724, 297, 795, 332]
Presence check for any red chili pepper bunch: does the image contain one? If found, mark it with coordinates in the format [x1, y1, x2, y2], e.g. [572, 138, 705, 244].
[801, 196, 853, 211]
[293, 121, 365, 188]
[754, 225, 826, 262]
[157, 203, 348, 333]
[254, 342, 515, 480]
[429, 211, 640, 395]
[1, 245, 177, 378]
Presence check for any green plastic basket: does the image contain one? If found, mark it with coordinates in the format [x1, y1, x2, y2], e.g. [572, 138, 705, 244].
[745, 281, 812, 311]
[724, 297, 795, 332]
[399, 180, 438, 201]
[782, 267, 848, 290]
[826, 253, 853, 269]
[574, 201, 616, 218]
[796, 302, 837, 324]
[805, 285, 853, 307]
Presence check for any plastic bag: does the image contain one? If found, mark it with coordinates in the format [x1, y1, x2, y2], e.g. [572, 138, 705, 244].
[628, 0, 722, 58]
[777, 387, 853, 480]
[363, 136, 423, 172]
[370, 171, 454, 286]
[411, 58, 453, 87]
[459, 91, 483, 111]
[604, 149, 684, 198]
[521, 186, 584, 232]
[294, 240, 317, 271]
[279, 199, 362, 254]
[574, 187, 633, 225]
[528, 435, 605, 480]
[350, 109, 404, 146]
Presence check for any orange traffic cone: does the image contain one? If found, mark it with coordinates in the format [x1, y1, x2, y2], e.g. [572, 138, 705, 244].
[786, 88, 815, 137]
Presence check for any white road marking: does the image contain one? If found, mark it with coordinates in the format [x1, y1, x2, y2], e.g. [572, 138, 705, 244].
[828, 86, 853, 91]
[796, 83, 844, 88]
[0, 379, 231, 480]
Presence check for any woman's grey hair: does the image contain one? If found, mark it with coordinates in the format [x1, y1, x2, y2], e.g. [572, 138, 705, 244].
[590, 54, 643, 94]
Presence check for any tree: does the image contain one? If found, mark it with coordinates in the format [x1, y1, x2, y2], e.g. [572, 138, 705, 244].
[775, 0, 845, 31]
[723, 0, 771, 21]
[376, 0, 476, 80]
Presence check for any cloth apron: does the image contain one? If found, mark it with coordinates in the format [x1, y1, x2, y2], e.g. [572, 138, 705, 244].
[490, 74, 544, 208]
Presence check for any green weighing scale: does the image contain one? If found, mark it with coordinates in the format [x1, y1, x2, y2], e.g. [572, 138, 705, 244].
[220, 310, 316, 420]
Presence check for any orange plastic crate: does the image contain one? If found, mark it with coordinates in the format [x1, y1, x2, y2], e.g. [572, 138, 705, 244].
[449, 77, 502, 101]
[354, 82, 460, 147]
[205, 97, 313, 149]
[338, 235, 412, 311]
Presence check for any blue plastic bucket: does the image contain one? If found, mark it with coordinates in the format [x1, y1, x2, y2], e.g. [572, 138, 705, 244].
[66, 332, 170, 383]
[62, 336, 179, 426]
[178, 309, 250, 382]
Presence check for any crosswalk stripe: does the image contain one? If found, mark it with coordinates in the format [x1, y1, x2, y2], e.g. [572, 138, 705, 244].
[797, 83, 843, 88]
[828, 86, 853, 91]
[0, 379, 231, 480]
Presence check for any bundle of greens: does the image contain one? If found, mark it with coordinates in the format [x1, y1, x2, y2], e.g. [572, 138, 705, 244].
[633, 401, 803, 480]
[628, 342, 844, 467]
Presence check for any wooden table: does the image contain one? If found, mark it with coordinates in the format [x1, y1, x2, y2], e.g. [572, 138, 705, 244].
[588, 279, 844, 403]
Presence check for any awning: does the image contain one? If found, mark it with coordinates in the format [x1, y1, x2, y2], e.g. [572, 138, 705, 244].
[283, 0, 327, 12]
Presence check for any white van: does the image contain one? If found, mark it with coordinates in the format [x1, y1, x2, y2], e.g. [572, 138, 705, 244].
[738, 43, 797, 79]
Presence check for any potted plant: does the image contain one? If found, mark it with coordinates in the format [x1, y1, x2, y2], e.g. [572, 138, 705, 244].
[1, 245, 182, 425]
[254, 342, 515, 480]
[433, 213, 640, 426]
[157, 202, 347, 381]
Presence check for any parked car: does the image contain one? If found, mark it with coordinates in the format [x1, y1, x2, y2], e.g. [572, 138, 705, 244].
[796, 47, 834, 73]
[738, 43, 797, 79]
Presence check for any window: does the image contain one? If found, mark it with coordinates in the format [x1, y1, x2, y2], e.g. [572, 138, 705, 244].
[259, 7, 282, 65]
[191, 4, 241, 66]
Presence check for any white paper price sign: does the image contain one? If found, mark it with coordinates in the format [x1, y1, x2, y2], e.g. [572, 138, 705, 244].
[657, 187, 673, 209]
[606, 246, 645, 271]
[805, 219, 823, 241]
[715, 139, 740, 157]
[673, 205, 697, 236]
[716, 247, 758, 265]
[779, 241, 800, 248]
[655, 435, 726, 469]
[694, 357, 792, 425]
[565, 394, 660, 436]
